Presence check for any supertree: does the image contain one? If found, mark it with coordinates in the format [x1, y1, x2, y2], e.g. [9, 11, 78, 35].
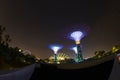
[70, 31, 84, 63]
[49, 45, 62, 64]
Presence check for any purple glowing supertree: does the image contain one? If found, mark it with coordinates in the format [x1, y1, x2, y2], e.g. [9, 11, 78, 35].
[70, 31, 84, 44]
[70, 31, 84, 63]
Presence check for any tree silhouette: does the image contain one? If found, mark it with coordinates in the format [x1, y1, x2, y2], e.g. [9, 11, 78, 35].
[0, 25, 39, 69]
[93, 51, 106, 59]
[0, 25, 11, 46]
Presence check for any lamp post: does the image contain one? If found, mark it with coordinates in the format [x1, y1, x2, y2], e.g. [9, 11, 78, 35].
[50, 45, 62, 64]
[70, 31, 84, 63]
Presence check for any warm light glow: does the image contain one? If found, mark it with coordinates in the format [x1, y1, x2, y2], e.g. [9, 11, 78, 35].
[71, 46, 77, 54]
[49, 53, 70, 60]
[76, 41, 80, 44]
[49, 53, 70, 64]
[58, 57, 65, 60]
[50, 46, 62, 54]
[118, 57, 120, 61]
[117, 53, 120, 63]
[70, 31, 83, 42]
[19, 49, 22, 52]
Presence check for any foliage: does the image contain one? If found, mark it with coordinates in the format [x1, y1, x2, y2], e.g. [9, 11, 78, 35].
[93, 50, 106, 59]
[0, 25, 39, 69]
[0, 25, 11, 46]
[112, 44, 120, 53]
[93, 44, 120, 59]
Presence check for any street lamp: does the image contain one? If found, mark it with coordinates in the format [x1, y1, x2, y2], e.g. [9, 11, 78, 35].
[70, 31, 84, 63]
[50, 45, 62, 64]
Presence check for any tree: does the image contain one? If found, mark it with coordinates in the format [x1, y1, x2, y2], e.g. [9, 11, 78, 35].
[0, 25, 40, 69]
[0, 25, 11, 46]
[93, 50, 106, 59]
[0, 25, 6, 43]
[24, 54, 38, 64]
[112, 44, 120, 53]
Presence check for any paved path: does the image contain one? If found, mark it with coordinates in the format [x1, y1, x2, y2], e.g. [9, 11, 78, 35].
[0, 64, 35, 80]
[109, 54, 120, 80]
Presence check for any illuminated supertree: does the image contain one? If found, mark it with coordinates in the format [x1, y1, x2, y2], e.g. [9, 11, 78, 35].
[49, 45, 62, 64]
[71, 46, 78, 62]
[71, 46, 77, 54]
[70, 31, 84, 63]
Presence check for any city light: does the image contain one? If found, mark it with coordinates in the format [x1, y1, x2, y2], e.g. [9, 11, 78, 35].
[49, 53, 70, 64]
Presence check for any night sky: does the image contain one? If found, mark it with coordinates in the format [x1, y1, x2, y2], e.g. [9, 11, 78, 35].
[0, 0, 120, 59]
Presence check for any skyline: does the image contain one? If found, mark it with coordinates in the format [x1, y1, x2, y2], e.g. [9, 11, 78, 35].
[0, 0, 120, 59]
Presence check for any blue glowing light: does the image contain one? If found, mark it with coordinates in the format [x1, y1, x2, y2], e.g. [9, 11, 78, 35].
[50, 45, 62, 54]
[70, 31, 83, 41]
[71, 46, 77, 54]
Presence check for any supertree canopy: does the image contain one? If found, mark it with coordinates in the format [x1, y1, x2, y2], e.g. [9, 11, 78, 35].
[70, 31, 84, 44]
[49, 45, 62, 54]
